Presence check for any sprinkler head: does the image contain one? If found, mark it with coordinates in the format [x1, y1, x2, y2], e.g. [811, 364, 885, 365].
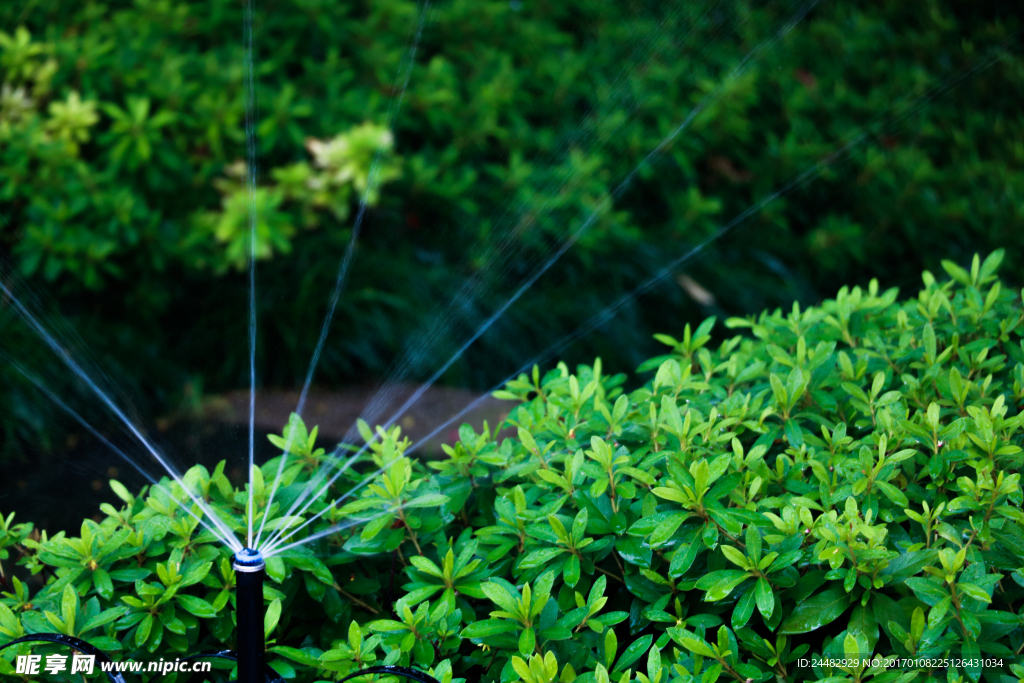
[232, 548, 266, 683]
[233, 547, 265, 572]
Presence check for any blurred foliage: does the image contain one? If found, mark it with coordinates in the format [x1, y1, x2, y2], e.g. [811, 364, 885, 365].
[0, 0, 1022, 444]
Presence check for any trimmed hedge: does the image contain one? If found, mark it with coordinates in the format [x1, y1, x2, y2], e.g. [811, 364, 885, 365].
[1, 252, 1024, 683]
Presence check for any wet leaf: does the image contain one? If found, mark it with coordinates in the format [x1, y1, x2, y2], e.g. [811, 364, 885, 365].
[779, 587, 852, 634]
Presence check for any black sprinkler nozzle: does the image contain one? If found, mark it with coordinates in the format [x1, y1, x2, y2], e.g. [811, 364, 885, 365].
[233, 548, 266, 683]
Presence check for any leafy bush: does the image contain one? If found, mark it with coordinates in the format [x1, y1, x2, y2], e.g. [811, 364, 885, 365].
[2, 252, 1024, 682]
[1, 1, 1022, 412]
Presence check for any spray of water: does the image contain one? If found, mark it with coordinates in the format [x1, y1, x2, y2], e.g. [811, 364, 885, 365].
[395, 38, 1021, 460]
[262, 2, 735, 525]
[0, 278, 242, 551]
[344, 0, 768, 439]
[260, 450, 381, 555]
[9, 361, 240, 550]
[360, 11, 1017, 459]
[347, 0, 817, 436]
[243, 0, 260, 550]
[262, 507, 399, 559]
[294, 0, 431, 413]
[259, 0, 819, 553]
[252, 0, 432, 551]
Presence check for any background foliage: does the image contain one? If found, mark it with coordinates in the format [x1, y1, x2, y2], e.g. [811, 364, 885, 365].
[2, 255, 1024, 682]
[0, 0, 1022, 431]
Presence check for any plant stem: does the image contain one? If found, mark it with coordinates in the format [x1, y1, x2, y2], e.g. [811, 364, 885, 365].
[612, 552, 626, 579]
[337, 587, 380, 614]
[595, 565, 624, 584]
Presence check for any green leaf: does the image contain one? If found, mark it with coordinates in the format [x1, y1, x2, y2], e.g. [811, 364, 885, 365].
[563, 554, 581, 588]
[519, 626, 535, 656]
[784, 419, 804, 448]
[922, 324, 937, 364]
[769, 374, 788, 411]
[651, 487, 688, 504]
[957, 583, 992, 604]
[604, 628, 618, 669]
[521, 548, 567, 568]
[265, 598, 282, 638]
[875, 481, 909, 507]
[754, 578, 773, 619]
[482, 581, 522, 615]
[720, 545, 749, 569]
[108, 569, 151, 582]
[135, 614, 153, 648]
[962, 637, 983, 682]
[697, 570, 749, 601]
[613, 634, 653, 674]
[929, 597, 952, 628]
[61, 585, 78, 632]
[978, 249, 1005, 282]
[268, 646, 323, 668]
[571, 509, 589, 545]
[880, 550, 937, 583]
[732, 588, 756, 630]
[672, 633, 715, 658]
[779, 587, 853, 634]
[649, 514, 688, 546]
[848, 604, 879, 652]
[405, 493, 450, 508]
[110, 480, 133, 505]
[285, 554, 334, 585]
[79, 607, 127, 634]
[669, 542, 700, 578]
[409, 555, 443, 579]
[941, 259, 972, 286]
[745, 526, 762, 566]
[462, 619, 519, 638]
[368, 620, 410, 633]
[176, 595, 217, 618]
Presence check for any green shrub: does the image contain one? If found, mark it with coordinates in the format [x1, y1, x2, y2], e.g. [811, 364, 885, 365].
[2, 253, 1024, 682]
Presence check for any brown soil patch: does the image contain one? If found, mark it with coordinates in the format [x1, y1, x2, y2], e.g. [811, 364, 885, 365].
[215, 384, 514, 454]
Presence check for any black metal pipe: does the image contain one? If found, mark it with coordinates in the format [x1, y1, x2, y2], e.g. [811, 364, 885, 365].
[233, 548, 266, 683]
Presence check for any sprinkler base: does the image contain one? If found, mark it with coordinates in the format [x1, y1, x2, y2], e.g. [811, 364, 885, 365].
[233, 548, 266, 683]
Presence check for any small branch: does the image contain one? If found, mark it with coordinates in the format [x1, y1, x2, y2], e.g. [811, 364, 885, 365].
[407, 533, 423, 555]
[610, 552, 628, 583]
[715, 522, 746, 549]
[595, 565, 624, 584]
[338, 587, 380, 615]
